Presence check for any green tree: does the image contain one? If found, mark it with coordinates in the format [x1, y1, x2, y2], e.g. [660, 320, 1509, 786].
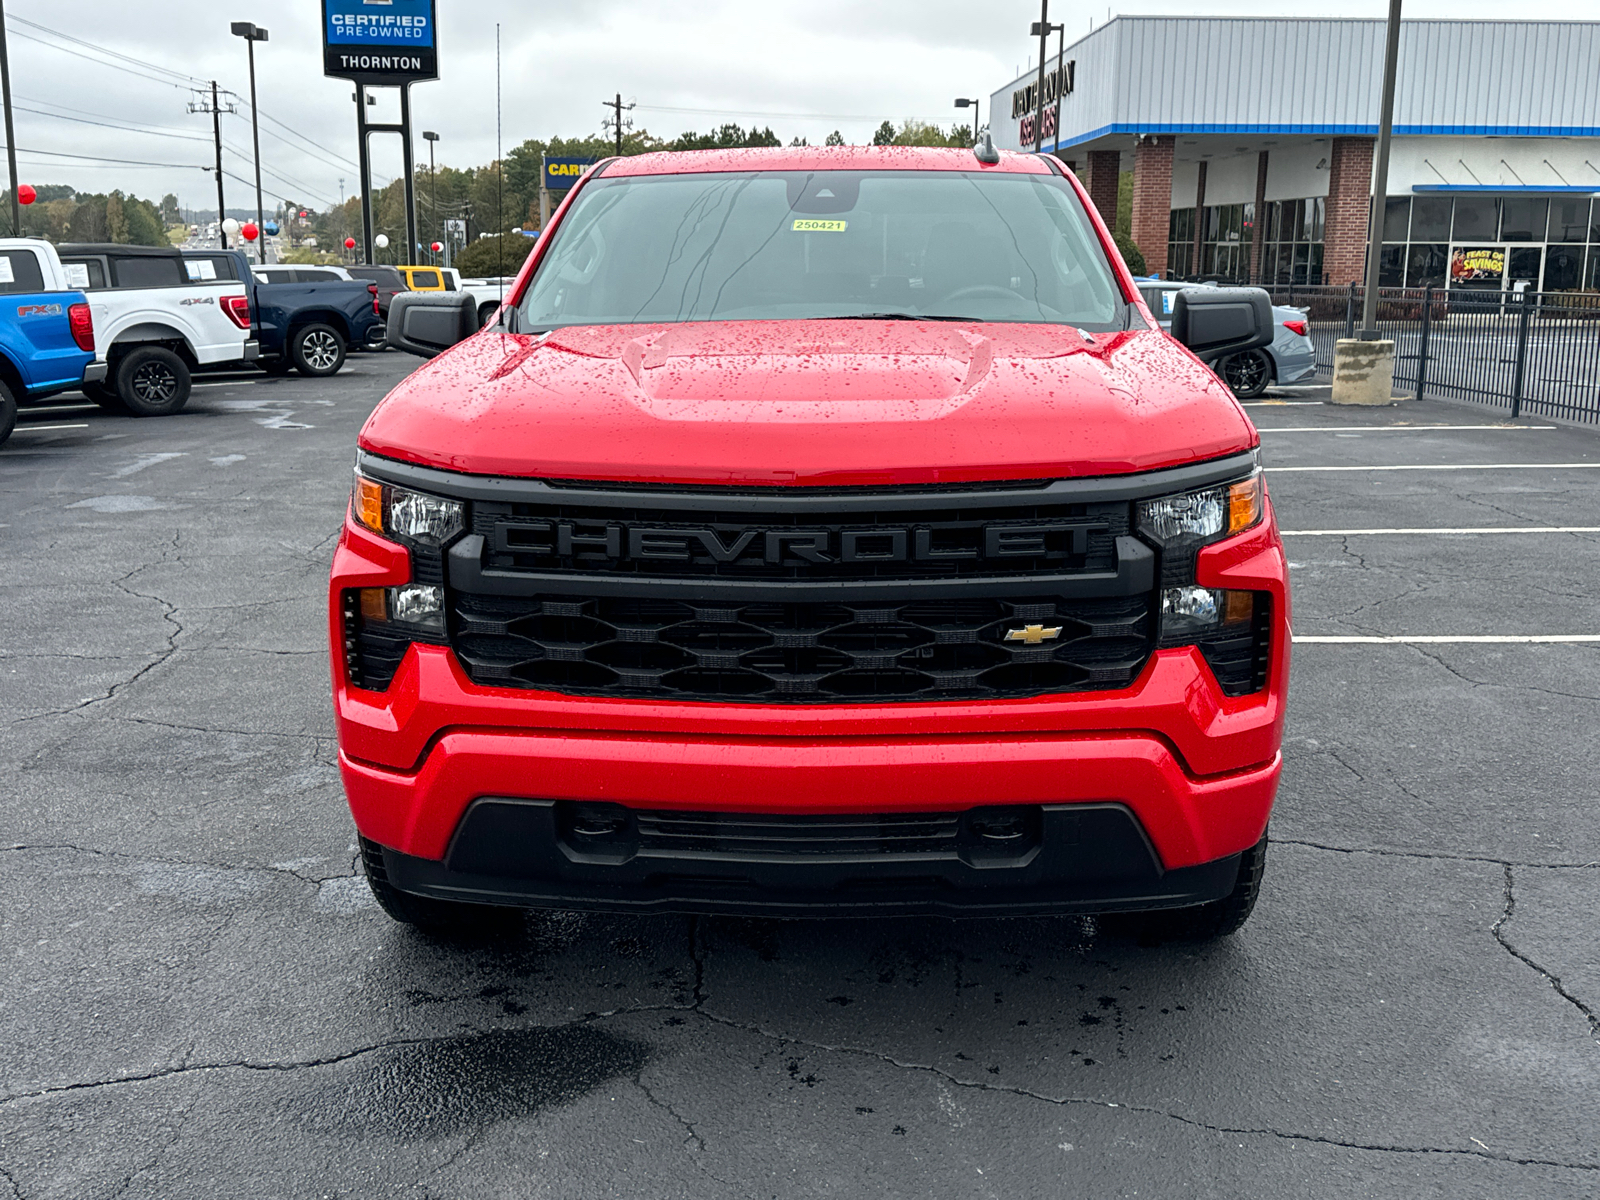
[1114, 232, 1147, 276]
[159, 193, 180, 223]
[105, 191, 129, 243]
[871, 120, 896, 146]
[1116, 170, 1132, 240]
[825, 130, 845, 146]
[455, 232, 537, 279]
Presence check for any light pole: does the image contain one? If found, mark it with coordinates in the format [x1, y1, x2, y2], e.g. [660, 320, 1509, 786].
[423, 130, 439, 264]
[230, 22, 269, 263]
[1360, 0, 1404, 337]
[954, 98, 979, 144]
[0, 0, 20, 236]
[1030, 8, 1063, 154]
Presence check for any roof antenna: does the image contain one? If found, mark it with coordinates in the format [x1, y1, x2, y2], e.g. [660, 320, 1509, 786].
[974, 128, 999, 165]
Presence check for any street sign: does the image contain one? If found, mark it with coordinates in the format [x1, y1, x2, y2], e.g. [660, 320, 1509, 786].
[322, 0, 438, 86]
[543, 157, 596, 190]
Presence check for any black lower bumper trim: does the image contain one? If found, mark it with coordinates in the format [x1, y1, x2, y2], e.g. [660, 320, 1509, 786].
[376, 799, 1242, 918]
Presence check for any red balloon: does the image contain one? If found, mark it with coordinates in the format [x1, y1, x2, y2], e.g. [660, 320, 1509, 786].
[17, 184, 35, 205]
[430, 241, 443, 253]
[344, 237, 356, 249]
[299, 210, 309, 219]
[241, 222, 260, 241]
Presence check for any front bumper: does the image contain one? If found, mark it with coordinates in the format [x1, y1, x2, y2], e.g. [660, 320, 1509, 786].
[331, 503, 1290, 914]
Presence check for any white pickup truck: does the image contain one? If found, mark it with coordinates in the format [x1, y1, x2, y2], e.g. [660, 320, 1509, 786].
[442, 268, 515, 328]
[58, 242, 256, 416]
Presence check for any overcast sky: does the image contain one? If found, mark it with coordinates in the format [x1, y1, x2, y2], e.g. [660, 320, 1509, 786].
[4, 0, 1585, 214]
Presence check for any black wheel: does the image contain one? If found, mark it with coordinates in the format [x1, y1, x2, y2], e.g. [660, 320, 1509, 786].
[0, 380, 15, 447]
[360, 837, 519, 935]
[115, 347, 191, 417]
[478, 302, 500, 328]
[1108, 834, 1268, 943]
[1219, 349, 1272, 400]
[82, 378, 127, 412]
[290, 323, 346, 377]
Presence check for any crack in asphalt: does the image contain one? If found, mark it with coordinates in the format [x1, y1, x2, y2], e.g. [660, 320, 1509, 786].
[13, 531, 186, 724]
[1492, 864, 1600, 1045]
[1271, 836, 1600, 870]
[634, 1072, 708, 1154]
[684, 1007, 1600, 1172]
[0, 841, 357, 887]
[1407, 643, 1600, 702]
[0, 1162, 22, 1200]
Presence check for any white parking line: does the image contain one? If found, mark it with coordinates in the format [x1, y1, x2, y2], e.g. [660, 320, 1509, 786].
[1281, 527, 1600, 536]
[1256, 425, 1553, 433]
[1240, 401, 1326, 406]
[1269, 463, 1600, 473]
[1296, 635, 1600, 644]
[11, 423, 89, 432]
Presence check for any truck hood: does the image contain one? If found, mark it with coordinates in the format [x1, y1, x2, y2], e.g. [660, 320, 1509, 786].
[358, 320, 1258, 487]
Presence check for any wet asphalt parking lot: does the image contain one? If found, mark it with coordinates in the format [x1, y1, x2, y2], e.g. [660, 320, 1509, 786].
[2, 351, 1599, 1198]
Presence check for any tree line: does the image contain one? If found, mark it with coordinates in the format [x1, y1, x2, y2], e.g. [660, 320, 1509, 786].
[1, 186, 176, 246]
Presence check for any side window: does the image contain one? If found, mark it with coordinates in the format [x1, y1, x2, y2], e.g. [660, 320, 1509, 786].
[0, 249, 48, 294]
[410, 269, 441, 289]
[61, 259, 107, 290]
[300, 269, 336, 282]
[184, 256, 235, 282]
[113, 256, 185, 288]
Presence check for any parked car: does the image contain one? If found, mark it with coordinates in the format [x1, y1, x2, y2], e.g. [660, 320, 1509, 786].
[58, 242, 254, 416]
[346, 265, 407, 322]
[182, 249, 383, 376]
[339, 145, 1288, 942]
[252, 264, 355, 284]
[0, 238, 104, 447]
[1137, 280, 1315, 399]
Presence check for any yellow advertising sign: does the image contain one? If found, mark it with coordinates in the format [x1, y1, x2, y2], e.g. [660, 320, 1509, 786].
[792, 219, 848, 233]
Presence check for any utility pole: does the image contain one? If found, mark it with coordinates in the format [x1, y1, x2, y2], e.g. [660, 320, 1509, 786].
[230, 23, 269, 263]
[954, 97, 980, 144]
[188, 82, 233, 248]
[602, 93, 634, 157]
[1360, 0, 1404, 336]
[0, 0, 20, 236]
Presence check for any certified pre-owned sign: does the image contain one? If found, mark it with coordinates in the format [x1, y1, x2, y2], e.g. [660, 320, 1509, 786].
[322, 0, 438, 86]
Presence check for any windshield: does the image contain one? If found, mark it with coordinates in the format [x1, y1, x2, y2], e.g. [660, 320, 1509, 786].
[516, 170, 1127, 330]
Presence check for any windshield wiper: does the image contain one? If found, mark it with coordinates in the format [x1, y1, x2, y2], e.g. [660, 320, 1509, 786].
[831, 312, 981, 322]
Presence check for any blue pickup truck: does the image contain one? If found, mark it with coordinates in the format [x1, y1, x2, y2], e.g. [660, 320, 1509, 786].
[181, 249, 384, 377]
[0, 238, 105, 447]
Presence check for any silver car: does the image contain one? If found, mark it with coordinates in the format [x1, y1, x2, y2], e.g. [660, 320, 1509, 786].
[1137, 282, 1316, 399]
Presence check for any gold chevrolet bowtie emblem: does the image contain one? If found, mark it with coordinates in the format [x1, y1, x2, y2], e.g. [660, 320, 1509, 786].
[1004, 624, 1063, 645]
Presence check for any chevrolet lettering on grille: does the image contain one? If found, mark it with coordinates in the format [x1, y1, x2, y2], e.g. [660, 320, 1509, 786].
[491, 519, 1109, 566]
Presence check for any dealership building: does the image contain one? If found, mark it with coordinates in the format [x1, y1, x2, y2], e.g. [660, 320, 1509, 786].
[989, 18, 1600, 292]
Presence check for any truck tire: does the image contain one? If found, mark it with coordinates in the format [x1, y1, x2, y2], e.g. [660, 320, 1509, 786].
[82, 378, 127, 412]
[360, 837, 518, 935]
[1108, 833, 1267, 942]
[115, 346, 191, 417]
[290, 323, 346, 377]
[478, 302, 500, 328]
[0, 380, 15, 447]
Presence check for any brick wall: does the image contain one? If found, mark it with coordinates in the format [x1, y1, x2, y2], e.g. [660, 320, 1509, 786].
[1324, 137, 1375, 286]
[1083, 150, 1122, 233]
[1250, 151, 1270, 282]
[1130, 136, 1173, 278]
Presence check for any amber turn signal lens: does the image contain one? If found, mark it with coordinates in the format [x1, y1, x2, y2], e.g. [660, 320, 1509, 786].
[353, 475, 384, 535]
[1227, 475, 1263, 535]
[1223, 590, 1255, 624]
[358, 587, 388, 621]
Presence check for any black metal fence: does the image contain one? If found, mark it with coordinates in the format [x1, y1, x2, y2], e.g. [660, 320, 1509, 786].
[1259, 284, 1600, 424]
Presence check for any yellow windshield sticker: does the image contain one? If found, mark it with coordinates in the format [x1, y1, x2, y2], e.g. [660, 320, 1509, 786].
[792, 219, 847, 232]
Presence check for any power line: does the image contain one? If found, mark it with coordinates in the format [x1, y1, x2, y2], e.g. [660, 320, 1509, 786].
[16, 93, 207, 138]
[241, 103, 358, 172]
[7, 28, 194, 92]
[0, 144, 207, 169]
[636, 104, 888, 121]
[219, 137, 335, 208]
[13, 104, 212, 143]
[9, 16, 201, 86]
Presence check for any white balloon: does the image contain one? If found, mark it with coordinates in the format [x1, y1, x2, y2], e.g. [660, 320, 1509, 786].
[221, 218, 240, 235]
[374, 233, 390, 249]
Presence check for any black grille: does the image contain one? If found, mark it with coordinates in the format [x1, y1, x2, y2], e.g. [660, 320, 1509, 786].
[635, 809, 962, 858]
[469, 496, 1129, 582]
[449, 593, 1153, 702]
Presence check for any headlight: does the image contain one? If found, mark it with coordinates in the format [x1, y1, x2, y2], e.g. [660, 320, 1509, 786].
[352, 472, 464, 546]
[1136, 472, 1263, 548]
[356, 583, 444, 632]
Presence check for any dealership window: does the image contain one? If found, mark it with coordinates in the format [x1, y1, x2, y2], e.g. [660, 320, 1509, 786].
[1167, 207, 1194, 278]
[1257, 197, 1324, 285]
[1374, 195, 1599, 290]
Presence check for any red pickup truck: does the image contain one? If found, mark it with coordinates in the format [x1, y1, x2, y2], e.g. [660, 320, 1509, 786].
[331, 145, 1289, 940]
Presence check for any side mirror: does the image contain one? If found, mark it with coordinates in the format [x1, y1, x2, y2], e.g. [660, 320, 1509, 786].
[1170, 287, 1273, 364]
[386, 291, 480, 359]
